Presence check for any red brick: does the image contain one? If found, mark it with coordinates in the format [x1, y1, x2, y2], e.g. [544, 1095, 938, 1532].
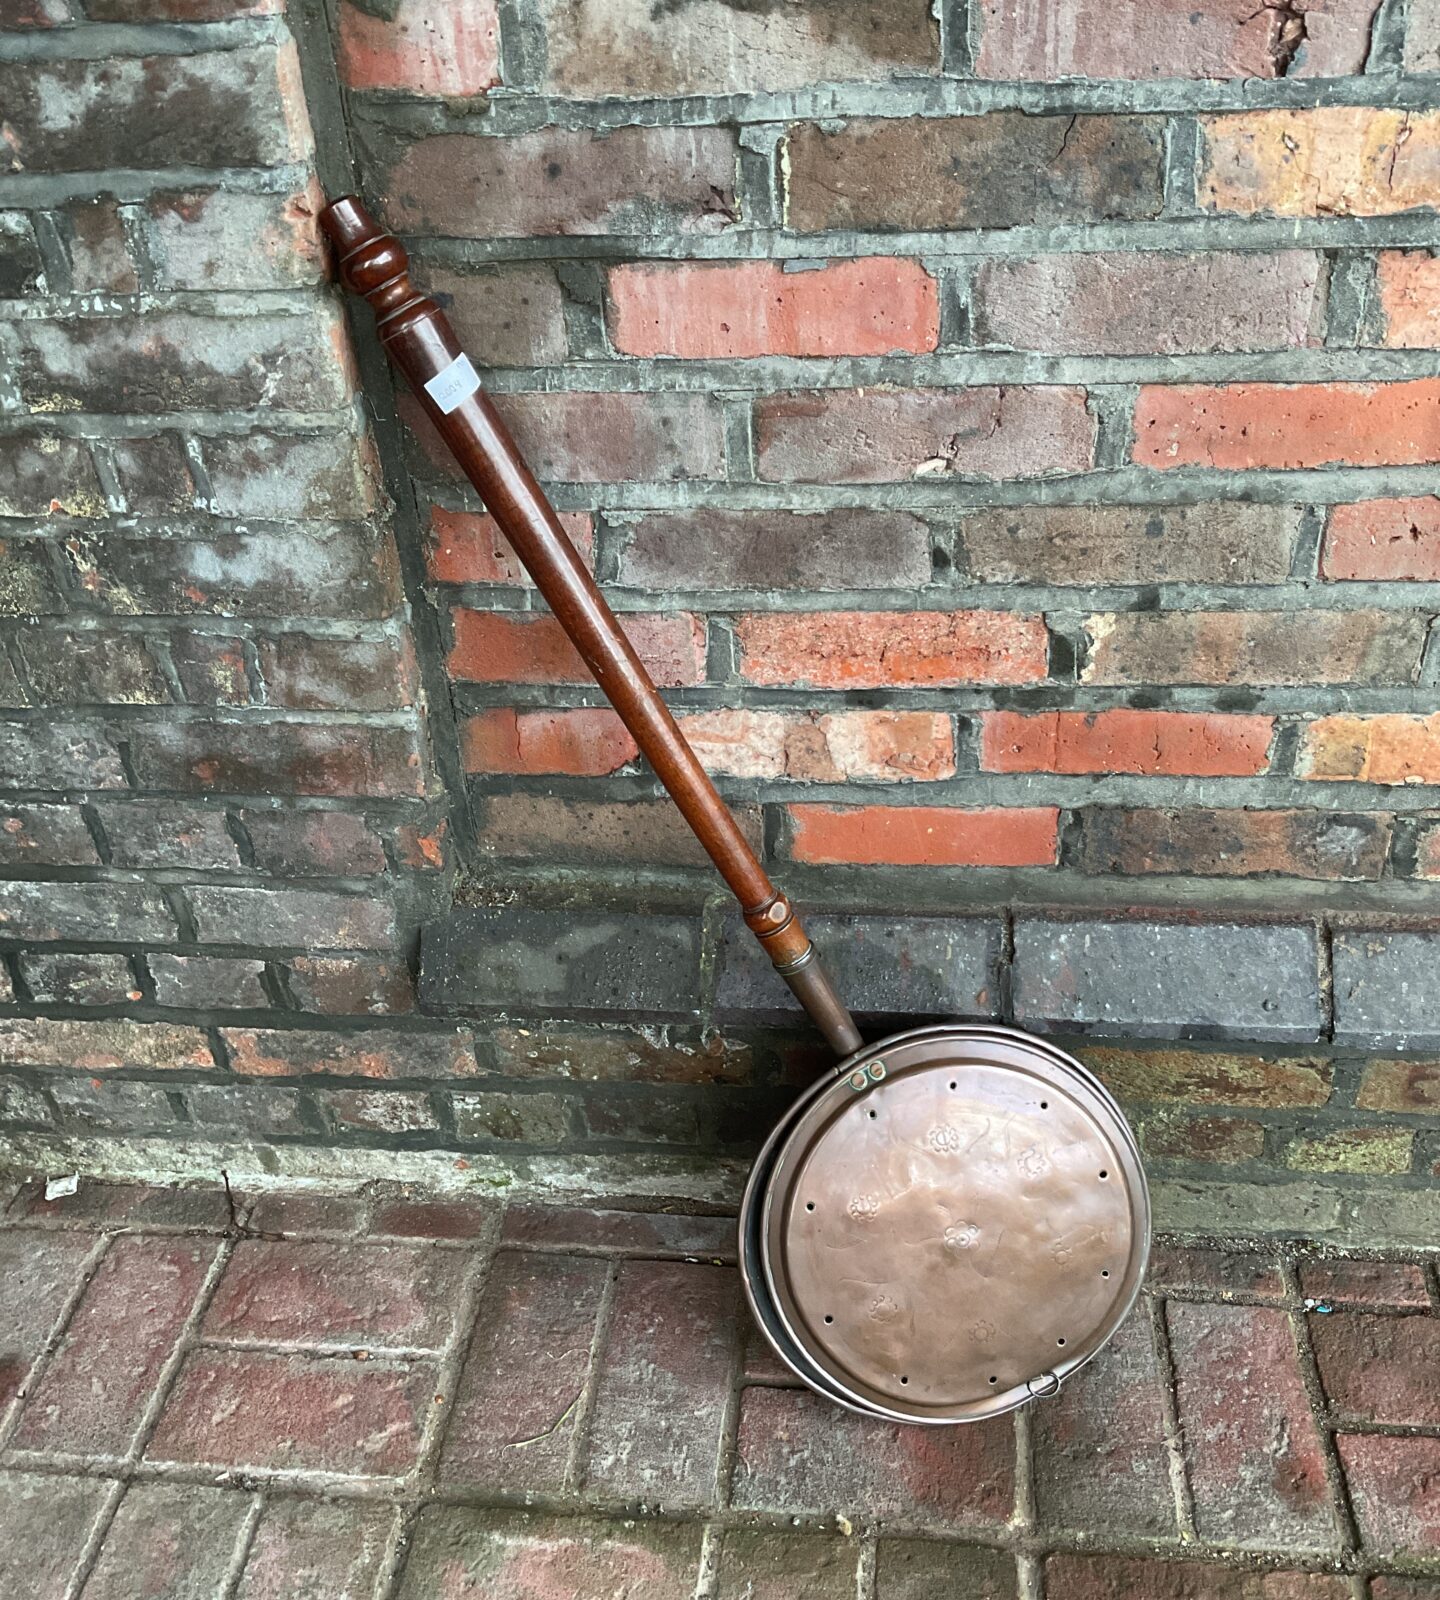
[1201, 109, 1440, 217]
[609, 259, 939, 358]
[338, 0, 498, 95]
[1166, 1301, 1335, 1548]
[449, 608, 705, 686]
[0, 1233, 93, 1418]
[1298, 1259, 1430, 1307]
[0, 1017, 211, 1071]
[476, 792, 763, 868]
[26, 954, 140, 1010]
[396, 1508, 701, 1599]
[1141, 1111, 1267, 1163]
[1378, 252, 1440, 348]
[1321, 497, 1440, 580]
[1336, 1434, 1440, 1556]
[1043, 1555, 1349, 1599]
[581, 1261, 739, 1506]
[785, 114, 1165, 232]
[982, 709, 1272, 777]
[1033, 1308, 1175, 1536]
[415, 264, 567, 367]
[427, 507, 593, 585]
[236, 1499, 393, 1600]
[17, 627, 167, 706]
[874, 1540, 1018, 1598]
[736, 610, 1047, 688]
[94, 800, 239, 870]
[439, 1251, 607, 1493]
[147, 1349, 433, 1475]
[146, 186, 324, 292]
[168, 632, 248, 705]
[788, 804, 1058, 867]
[733, 1384, 1014, 1526]
[206, 1240, 465, 1350]
[384, 125, 739, 237]
[684, 708, 955, 781]
[0, 1472, 107, 1600]
[15, 1236, 215, 1455]
[1310, 1312, 1440, 1423]
[1148, 1245, 1284, 1296]
[715, 1531, 858, 1600]
[1136, 379, 1440, 470]
[128, 721, 427, 798]
[1075, 806, 1391, 880]
[369, 1196, 496, 1239]
[462, 707, 637, 776]
[1299, 713, 1440, 783]
[287, 956, 415, 1016]
[81, 1484, 250, 1600]
[1372, 1581, 1440, 1600]
[1082, 610, 1419, 686]
[500, 1204, 736, 1258]
[245, 1192, 368, 1237]
[4, 1180, 233, 1232]
[974, 251, 1321, 354]
[224, 1027, 476, 1079]
[1357, 1057, 1440, 1111]
[755, 386, 1094, 482]
[0, 803, 97, 866]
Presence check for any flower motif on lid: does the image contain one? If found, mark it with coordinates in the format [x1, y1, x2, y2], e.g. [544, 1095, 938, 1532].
[867, 1293, 900, 1322]
[848, 1193, 880, 1222]
[928, 1124, 963, 1154]
[969, 1319, 996, 1345]
[944, 1221, 981, 1252]
[1018, 1144, 1049, 1179]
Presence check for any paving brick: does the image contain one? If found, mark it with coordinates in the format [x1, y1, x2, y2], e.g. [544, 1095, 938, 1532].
[147, 1349, 433, 1475]
[0, 1075, 50, 1124]
[1298, 1259, 1430, 1307]
[733, 1385, 1014, 1527]
[785, 114, 1165, 231]
[439, 1251, 607, 1493]
[94, 800, 239, 870]
[1148, 1245, 1284, 1297]
[0, 433, 105, 518]
[714, 1530, 859, 1600]
[256, 633, 415, 711]
[1336, 1433, 1440, 1556]
[1371, 1580, 1440, 1600]
[414, 264, 566, 367]
[1310, 1311, 1440, 1423]
[0, 1231, 93, 1417]
[17, 627, 166, 706]
[396, 1507, 702, 1599]
[500, 1205, 736, 1259]
[247, 1192, 368, 1237]
[1333, 930, 1440, 1049]
[1167, 1301, 1336, 1549]
[4, 1180, 233, 1231]
[0, 1471, 107, 1600]
[82, 1483, 250, 1600]
[369, 1196, 495, 1240]
[15, 1235, 215, 1455]
[1287, 1125, 1412, 1174]
[158, 624, 251, 702]
[108, 434, 194, 510]
[203, 432, 378, 522]
[1033, 1308, 1176, 1537]
[1322, 497, 1440, 581]
[1043, 1555, 1350, 1599]
[224, 1027, 475, 1080]
[420, 906, 701, 1015]
[582, 1260, 738, 1506]
[875, 1540, 1017, 1598]
[1015, 918, 1322, 1042]
[236, 1497, 394, 1600]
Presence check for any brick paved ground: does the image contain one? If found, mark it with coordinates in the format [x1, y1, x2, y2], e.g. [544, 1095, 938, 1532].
[0, 1177, 1437, 1598]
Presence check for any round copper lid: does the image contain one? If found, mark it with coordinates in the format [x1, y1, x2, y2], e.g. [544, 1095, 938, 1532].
[757, 1027, 1148, 1423]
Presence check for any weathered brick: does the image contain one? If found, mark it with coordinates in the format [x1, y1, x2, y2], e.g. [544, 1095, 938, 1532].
[1082, 609, 1421, 686]
[0, 214, 43, 296]
[714, 1531, 858, 1600]
[1043, 1556, 1349, 1599]
[1409, 0, 1440, 68]
[147, 187, 325, 291]
[1287, 1125, 1412, 1173]
[0, 537, 64, 617]
[95, 800, 239, 869]
[755, 386, 1094, 482]
[5, 1179, 232, 1231]
[0, 804, 96, 865]
[449, 607, 705, 686]
[1322, 497, 1440, 581]
[0, 1472, 106, 1600]
[107, 435, 194, 513]
[147, 1349, 432, 1475]
[17, 627, 167, 705]
[236, 1499, 393, 1600]
[420, 905, 701, 1015]
[736, 609, 1048, 687]
[370, 1195, 494, 1239]
[577, 1085, 703, 1145]
[975, 251, 1321, 354]
[256, 632, 414, 711]
[80, 1483, 250, 1600]
[1075, 807, 1392, 880]
[733, 1385, 1013, 1526]
[204, 432, 377, 521]
[1377, 252, 1440, 348]
[1357, 1056, 1440, 1111]
[473, 792, 763, 868]
[396, 1508, 702, 1600]
[167, 631, 249, 705]
[413, 263, 566, 369]
[1311, 1311, 1440, 1423]
[1201, 109, 1440, 216]
[0, 433, 105, 519]
[440, 1251, 607, 1493]
[322, 1086, 438, 1133]
[1135, 379, 1440, 469]
[88, 0, 280, 17]
[1336, 1434, 1440, 1556]
[128, 721, 426, 798]
[0, 1077, 50, 1123]
[0, 1232, 94, 1416]
[0, 881, 176, 943]
[1141, 1110, 1267, 1163]
[21, 953, 138, 1006]
[1299, 1259, 1430, 1307]
[452, 1088, 574, 1143]
[15, 1236, 214, 1454]
[49, 1076, 177, 1132]
[189, 886, 396, 950]
[1014, 918, 1323, 1041]
[338, 0, 499, 95]
[383, 126, 739, 237]
[287, 955, 414, 1015]
[184, 1082, 307, 1135]
[491, 1027, 752, 1087]
[1033, 1308, 1175, 1536]
[874, 1541, 1018, 1599]
[1167, 1301, 1335, 1549]
[1333, 930, 1440, 1049]
[149, 954, 268, 1009]
[224, 1026, 474, 1079]
[960, 502, 1301, 586]
[788, 804, 1058, 867]
[615, 507, 932, 591]
[785, 114, 1166, 231]
[538, 0, 935, 94]
[240, 809, 387, 876]
[427, 507, 592, 585]
[983, 709, 1273, 776]
[610, 259, 939, 358]
[1300, 712, 1440, 783]
[1083, 1045, 1332, 1108]
[500, 1204, 736, 1257]
[0, 47, 310, 174]
[462, 706, 636, 776]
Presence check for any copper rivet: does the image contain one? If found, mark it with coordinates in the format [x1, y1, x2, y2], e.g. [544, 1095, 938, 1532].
[848, 1070, 867, 1091]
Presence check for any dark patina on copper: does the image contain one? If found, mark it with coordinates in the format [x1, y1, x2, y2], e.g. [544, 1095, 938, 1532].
[320, 196, 1151, 1425]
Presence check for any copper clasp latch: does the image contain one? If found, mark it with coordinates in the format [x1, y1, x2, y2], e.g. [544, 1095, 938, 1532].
[845, 1061, 887, 1093]
[1026, 1372, 1061, 1399]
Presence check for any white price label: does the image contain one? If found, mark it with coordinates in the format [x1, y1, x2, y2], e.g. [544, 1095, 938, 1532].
[424, 353, 481, 414]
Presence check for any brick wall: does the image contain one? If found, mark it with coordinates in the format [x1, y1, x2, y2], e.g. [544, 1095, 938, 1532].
[0, 0, 1438, 1225]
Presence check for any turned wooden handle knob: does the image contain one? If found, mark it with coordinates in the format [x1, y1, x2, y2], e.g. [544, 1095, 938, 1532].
[319, 194, 427, 328]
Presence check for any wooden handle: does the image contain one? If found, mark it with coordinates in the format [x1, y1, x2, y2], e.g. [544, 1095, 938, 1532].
[320, 196, 862, 1060]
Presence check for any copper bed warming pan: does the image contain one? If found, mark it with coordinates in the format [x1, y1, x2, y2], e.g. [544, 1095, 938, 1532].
[321, 197, 1150, 1424]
